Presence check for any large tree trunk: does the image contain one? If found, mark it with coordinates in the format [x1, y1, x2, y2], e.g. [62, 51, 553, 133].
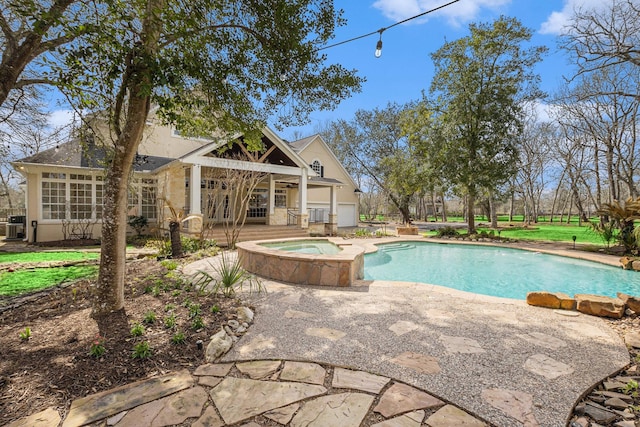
[91, 0, 161, 337]
[466, 192, 476, 234]
[169, 221, 183, 258]
[489, 194, 498, 228]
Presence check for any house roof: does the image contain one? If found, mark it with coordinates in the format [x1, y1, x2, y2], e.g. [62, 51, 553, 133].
[288, 135, 315, 153]
[13, 139, 174, 173]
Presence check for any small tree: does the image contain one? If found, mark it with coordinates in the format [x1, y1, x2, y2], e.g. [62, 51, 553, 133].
[596, 197, 640, 253]
[127, 215, 148, 237]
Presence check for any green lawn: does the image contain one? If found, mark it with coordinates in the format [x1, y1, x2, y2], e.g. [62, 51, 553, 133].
[0, 251, 99, 263]
[480, 224, 604, 245]
[0, 266, 98, 296]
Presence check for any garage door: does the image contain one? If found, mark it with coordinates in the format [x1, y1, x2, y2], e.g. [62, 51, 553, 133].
[338, 204, 357, 227]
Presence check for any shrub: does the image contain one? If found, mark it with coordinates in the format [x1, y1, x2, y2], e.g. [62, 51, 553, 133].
[164, 314, 177, 329]
[171, 331, 186, 345]
[192, 251, 264, 298]
[127, 215, 148, 237]
[143, 311, 156, 324]
[131, 341, 152, 359]
[437, 226, 459, 237]
[89, 335, 106, 357]
[130, 323, 145, 337]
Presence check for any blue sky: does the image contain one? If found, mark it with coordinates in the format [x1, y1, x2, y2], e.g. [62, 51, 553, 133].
[47, 0, 602, 141]
[275, 0, 602, 140]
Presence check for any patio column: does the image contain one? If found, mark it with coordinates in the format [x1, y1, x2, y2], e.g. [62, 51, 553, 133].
[298, 169, 308, 229]
[267, 174, 276, 225]
[326, 185, 338, 235]
[190, 165, 202, 214]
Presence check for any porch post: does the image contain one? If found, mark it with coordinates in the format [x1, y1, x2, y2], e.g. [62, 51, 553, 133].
[267, 174, 276, 225]
[326, 185, 338, 236]
[298, 169, 308, 229]
[190, 165, 202, 214]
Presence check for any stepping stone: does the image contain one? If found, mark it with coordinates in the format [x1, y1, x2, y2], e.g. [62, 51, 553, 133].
[290, 392, 374, 427]
[426, 405, 487, 426]
[371, 410, 424, 427]
[210, 377, 326, 425]
[116, 386, 208, 427]
[264, 403, 300, 424]
[389, 320, 419, 336]
[523, 354, 574, 379]
[236, 334, 276, 355]
[280, 361, 326, 385]
[440, 335, 486, 354]
[390, 351, 441, 374]
[374, 383, 443, 417]
[624, 331, 640, 349]
[193, 363, 233, 377]
[236, 360, 281, 379]
[7, 407, 60, 427]
[517, 332, 566, 350]
[305, 327, 346, 341]
[482, 388, 539, 426]
[63, 370, 193, 427]
[191, 406, 223, 427]
[198, 376, 222, 388]
[332, 367, 390, 393]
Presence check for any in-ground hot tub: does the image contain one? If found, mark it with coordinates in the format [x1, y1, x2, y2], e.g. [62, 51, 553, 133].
[236, 238, 364, 287]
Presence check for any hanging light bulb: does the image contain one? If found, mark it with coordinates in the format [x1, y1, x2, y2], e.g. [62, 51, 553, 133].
[375, 30, 384, 58]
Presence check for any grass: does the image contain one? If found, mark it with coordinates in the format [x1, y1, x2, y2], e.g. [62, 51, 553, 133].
[0, 251, 99, 264]
[478, 224, 604, 245]
[0, 266, 98, 297]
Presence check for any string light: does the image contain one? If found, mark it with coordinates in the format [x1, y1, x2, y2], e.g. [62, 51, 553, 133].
[312, 0, 461, 58]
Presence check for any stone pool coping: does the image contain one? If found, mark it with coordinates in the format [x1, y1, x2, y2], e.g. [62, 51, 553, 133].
[236, 237, 364, 287]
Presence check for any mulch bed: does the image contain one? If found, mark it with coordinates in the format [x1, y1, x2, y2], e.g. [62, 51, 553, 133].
[0, 255, 244, 426]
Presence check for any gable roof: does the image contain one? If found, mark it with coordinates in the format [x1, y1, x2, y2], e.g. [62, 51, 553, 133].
[12, 139, 174, 173]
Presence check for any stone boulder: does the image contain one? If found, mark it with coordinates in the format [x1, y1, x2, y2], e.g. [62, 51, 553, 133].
[617, 292, 640, 313]
[620, 257, 635, 270]
[633, 260, 640, 272]
[526, 291, 575, 310]
[575, 294, 625, 319]
[205, 328, 233, 362]
[237, 306, 254, 324]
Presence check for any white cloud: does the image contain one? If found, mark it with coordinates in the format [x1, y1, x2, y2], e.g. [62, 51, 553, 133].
[539, 0, 607, 35]
[48, 109, 75, 128]
[372, 0, 511, 27]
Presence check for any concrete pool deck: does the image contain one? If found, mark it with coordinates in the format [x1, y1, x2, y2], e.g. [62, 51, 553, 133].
[208, 237, 630, 426]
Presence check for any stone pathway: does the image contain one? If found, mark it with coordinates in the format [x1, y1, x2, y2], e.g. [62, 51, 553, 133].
[9, 360, 486, 427]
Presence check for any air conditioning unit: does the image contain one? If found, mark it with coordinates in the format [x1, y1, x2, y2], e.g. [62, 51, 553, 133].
[6, 223, 20, 239]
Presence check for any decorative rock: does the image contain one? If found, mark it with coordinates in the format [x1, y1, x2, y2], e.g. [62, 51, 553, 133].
[526, 291, 575, 310]
[7, 407, 61, 427]
[227, 319, 240, 329]
[106, 411, 127, 426]
[210, 377, 326, 425]
[584, 403, 617, 423]
[617, 292, 640, 313]
[632, 260, 640, 271]
[290, 392, 374, 427]
[236, 360, 281, 379]
[524, 354, 574, 379]
[482, 388, 539, 427]
[593, 390, 633, 401]
[620, 257, 635, 270]
[570, 417, 589, 427]
[205, 328, 233, 362]
[237, 306, 254, 323]
[575, 294, 625, 319]
[390, 352, 441, 374]
[374, 383, 443, 418]
[280, 361, 326, 385]
[332, 368, 390, 394]
[604, 397, 628, 410]
[425, 405, 487, 427]
[614, 420, 636, 427]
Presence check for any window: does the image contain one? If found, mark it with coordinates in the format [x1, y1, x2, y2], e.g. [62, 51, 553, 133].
[311, 160, 323, 177]
[248, 188, 267, 218]
[42, 173, 105, 220]
[275, 189, 287, 208]
[42, 181, 66, 219]
[128, 178, 157, 219]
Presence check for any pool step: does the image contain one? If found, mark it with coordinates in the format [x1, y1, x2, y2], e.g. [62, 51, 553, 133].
[381, 243, 416, 252]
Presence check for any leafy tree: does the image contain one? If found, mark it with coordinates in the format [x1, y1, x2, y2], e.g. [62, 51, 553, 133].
[426, 16, 546, 233]
[59, 0, 362, 336]
[323, 103, 425, 224]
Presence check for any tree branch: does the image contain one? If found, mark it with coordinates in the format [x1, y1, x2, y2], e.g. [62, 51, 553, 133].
[0, 11, 15, 50]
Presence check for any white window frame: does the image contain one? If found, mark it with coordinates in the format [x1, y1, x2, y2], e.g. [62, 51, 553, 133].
[40, 172, 104, 222]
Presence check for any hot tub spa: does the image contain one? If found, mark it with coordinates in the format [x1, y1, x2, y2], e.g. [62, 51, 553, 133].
[236, 238, 364, 287]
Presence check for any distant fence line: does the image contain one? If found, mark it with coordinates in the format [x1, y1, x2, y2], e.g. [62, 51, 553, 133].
[0, 208, 26, 223]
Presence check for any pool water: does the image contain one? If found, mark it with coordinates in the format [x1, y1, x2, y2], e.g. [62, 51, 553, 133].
[364, 242, 640, 300]
[260, 240, 342, 255]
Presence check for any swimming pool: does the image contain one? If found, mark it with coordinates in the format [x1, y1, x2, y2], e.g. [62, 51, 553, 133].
[260, 240, 342, 255]
[364, 241, 640, 300]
